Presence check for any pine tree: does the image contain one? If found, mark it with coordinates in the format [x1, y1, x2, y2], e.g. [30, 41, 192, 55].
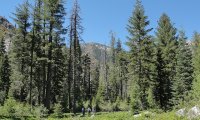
[45, 0, 56, 109]
[82, 54, 91, 101]
[126, 0, 155, 110]
[96, 64, 106, 106]
[61, 46, 69, 112]
[0, 38, 11, 104]
[155, 14, 177, 110]
[0, 55, 10, 101]
[43, 0, 66, 110]
[10, 0, 31, 102]
[192, 32, 200, 102]
[31, 0, 44, 105]
[51, 0, 67, 104]
[91, 63, 100, 97]
[104, 45, 109, 101]
[68, 0, 83, 113]
[172, 31, 193, 107]
[109, 32, 118, 102]
[29, 0, 42, 106]
[116, 39, 129, 100]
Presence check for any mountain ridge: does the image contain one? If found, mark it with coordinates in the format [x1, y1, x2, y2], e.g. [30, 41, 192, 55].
[0, 16, 14, 51]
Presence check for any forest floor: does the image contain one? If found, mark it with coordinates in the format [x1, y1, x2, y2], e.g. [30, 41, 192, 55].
[47, 111, 187, 120]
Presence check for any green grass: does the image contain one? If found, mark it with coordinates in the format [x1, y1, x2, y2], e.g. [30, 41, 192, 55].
[47, 111, 188, 120]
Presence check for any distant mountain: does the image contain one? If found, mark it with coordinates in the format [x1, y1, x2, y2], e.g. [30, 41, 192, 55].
[82, 42, 111, 67]
[0, 16, 14, 51]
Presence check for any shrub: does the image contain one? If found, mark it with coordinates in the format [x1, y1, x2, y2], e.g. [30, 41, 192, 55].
[52, 103, 63, 118]
[83, 100, 90, 109]
[118, 101, 130, 111]
[112, 98, 120, 111]
[0, 98, 48, 119]
[99, 101, 113, 112]
[0, 97, 17, 118]
[33, 105, 48, 119]
[0, 97, 33, 119]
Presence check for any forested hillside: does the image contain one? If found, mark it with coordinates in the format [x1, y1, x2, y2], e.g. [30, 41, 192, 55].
[0, 0, 200, 119]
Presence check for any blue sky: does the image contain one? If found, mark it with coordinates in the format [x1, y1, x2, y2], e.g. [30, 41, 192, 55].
[1, 0, 200, 47]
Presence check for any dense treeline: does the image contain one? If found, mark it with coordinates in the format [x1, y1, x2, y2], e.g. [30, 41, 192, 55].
[0, 0, 199, 117]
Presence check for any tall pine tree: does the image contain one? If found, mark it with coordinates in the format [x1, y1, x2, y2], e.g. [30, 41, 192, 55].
[172, 31, 193, 107]
[0, 38, 11, 104]
[68, 0, 83, 113]
[43, 0, 66, 110]
[10, 0, 31, 102]
[192, 32, 200, 102]
[126, 0, 155, 111]
[155, 14, 177, 110]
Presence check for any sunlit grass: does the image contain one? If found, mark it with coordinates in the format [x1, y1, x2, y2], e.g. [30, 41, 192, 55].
[47, 111, 188, 120]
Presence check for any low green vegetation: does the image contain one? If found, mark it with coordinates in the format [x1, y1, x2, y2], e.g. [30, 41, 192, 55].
[0, 98, 189, 120]
[47, 111, 187, 120]
[0, 98, 48, 120]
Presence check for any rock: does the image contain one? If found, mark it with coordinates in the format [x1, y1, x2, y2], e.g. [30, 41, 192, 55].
[176, 108, 186, 117]
[90, 114, 95, 118]
[187, 106, 200, 119]
[134, 114, 142, 118]
[144, 111, 152, 115]
[143, 111, 154, 117]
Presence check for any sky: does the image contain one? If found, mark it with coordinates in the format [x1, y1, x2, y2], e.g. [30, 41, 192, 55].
[1, 0, 200, 47]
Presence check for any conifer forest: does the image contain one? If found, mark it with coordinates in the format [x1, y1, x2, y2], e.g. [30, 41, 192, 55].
[0, 0, 200, 119]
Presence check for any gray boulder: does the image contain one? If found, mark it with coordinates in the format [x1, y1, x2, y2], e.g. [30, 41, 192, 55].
[176, 108, 186, 117]
[133, 114, 142, 118]
[187, 106, 200, 120]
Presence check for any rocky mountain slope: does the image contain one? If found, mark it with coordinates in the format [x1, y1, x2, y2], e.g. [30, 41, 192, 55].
[82, 42, 111, 67]
[0, 16, 14, 51]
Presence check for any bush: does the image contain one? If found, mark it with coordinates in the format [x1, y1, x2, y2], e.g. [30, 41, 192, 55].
[118, 101, 130, 111]
[83, 100, 90, 109]
[52, 103, 63, 118]
[99, 101, 113, 112]
[0, 98, 48, 119]
[0, 98, 32, 119]
[97, 99, 130, 112]
[33, 105, 48, 119]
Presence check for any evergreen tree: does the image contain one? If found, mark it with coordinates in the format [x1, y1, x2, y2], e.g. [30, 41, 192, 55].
[82, 54, 91, 101]
[155, 14, 177, 110]
[10, 0, 31, 102]
[0, 38, 11, 104]
[126, 0, 155, 110]
[51, 0, 67, 104]
[91, 63, 100, 97]
[109, 32, 118, 102]
[172, 31, 193, 107]
[31, 0, 44, 106]
[103, 45, 109, 101]
[96, 64, 106, 105]
[28, 0, 42, 106]
[192, 32, 200, 102]
[43, 0, 66, 110]
[68, 0, 83, 113]
[61, 46, 69, 112]
[116, 39, 129, 100]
